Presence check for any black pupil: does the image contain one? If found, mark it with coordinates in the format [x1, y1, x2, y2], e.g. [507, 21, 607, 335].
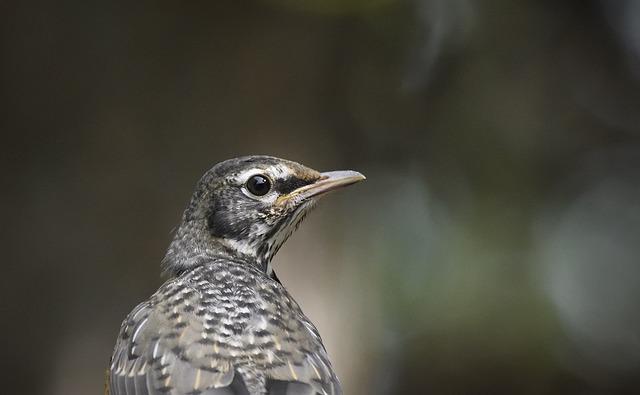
[247, 175, 271, 196]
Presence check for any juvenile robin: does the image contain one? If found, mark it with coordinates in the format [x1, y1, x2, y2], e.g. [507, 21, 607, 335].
[108, 156, 365, 395]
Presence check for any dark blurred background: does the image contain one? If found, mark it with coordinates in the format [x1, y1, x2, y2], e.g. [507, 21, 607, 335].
[3, 0, 640, 394]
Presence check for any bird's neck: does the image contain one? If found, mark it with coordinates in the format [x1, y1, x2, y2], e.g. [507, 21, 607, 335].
[162, 221, 271, 276]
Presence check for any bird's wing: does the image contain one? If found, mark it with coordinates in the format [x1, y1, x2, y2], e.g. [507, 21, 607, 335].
[110, 275, 341, 395]
[261, 312, 342, 395]
[242, 275, 342, 395]
[109, 283, 250, 395]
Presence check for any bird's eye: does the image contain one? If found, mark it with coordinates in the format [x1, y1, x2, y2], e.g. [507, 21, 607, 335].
[246, 174, 272, 196]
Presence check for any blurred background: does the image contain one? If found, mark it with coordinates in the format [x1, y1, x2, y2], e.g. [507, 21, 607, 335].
[2, 0, 640, 394]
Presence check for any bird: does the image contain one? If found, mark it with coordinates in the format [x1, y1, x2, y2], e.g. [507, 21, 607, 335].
[108, 155, 365, 395]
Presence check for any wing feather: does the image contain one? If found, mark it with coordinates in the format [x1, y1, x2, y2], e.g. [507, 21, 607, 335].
[110, 263, 341, 395]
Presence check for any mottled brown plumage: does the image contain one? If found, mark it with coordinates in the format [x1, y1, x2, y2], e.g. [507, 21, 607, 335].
[109, 156, 364, 395]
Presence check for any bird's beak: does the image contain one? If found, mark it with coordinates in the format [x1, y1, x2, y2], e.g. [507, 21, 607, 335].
[277, 170, 366, 205]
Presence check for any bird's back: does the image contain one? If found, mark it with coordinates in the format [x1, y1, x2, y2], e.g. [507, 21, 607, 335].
[110, 257, 341, 395]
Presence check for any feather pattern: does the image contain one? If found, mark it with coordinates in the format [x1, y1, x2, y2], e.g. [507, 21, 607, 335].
[110, 258, 341, 395]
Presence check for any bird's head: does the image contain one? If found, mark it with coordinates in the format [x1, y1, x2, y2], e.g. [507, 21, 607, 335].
[163, 156, 365, 276]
